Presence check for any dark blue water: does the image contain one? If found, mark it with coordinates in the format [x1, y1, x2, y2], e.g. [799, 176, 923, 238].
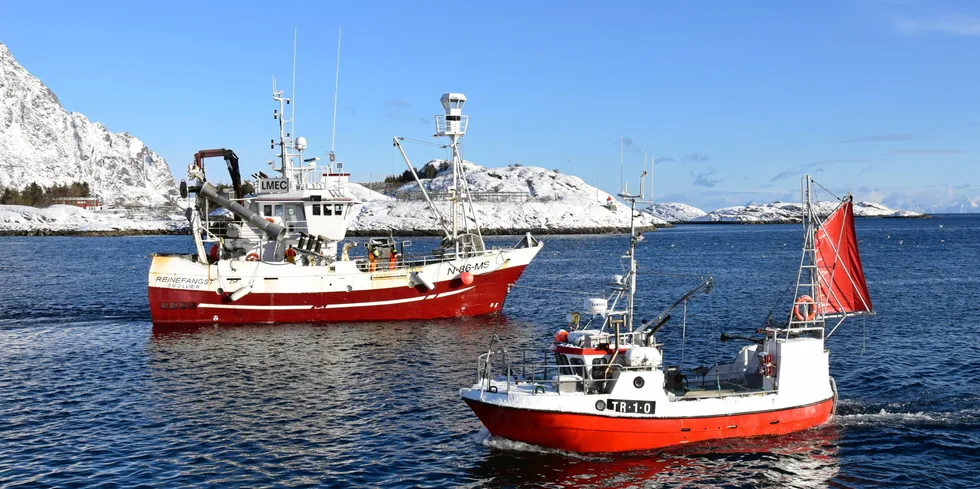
[1, 216, 978, 488]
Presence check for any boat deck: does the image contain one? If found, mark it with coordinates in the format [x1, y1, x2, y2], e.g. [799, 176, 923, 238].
[669, 380, 769, 399]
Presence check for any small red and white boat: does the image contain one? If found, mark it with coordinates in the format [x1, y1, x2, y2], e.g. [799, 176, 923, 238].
[148, 88, 541, 325]
[460, 176, 873, 452]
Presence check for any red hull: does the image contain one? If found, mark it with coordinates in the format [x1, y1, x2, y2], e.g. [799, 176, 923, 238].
[149, 265, 527, 325]
[464, 396, 835, 453]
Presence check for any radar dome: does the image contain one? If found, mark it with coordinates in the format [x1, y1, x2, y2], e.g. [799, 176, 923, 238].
[295, 137, 307, 150]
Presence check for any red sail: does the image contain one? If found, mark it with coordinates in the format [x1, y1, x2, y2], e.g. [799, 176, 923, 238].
[814, 198, 873, 316]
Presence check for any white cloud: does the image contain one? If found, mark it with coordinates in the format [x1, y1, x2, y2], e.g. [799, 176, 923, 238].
[893, 15, 980, 36]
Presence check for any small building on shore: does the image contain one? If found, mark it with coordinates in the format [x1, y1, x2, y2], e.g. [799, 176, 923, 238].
[52, 196, 102, 210]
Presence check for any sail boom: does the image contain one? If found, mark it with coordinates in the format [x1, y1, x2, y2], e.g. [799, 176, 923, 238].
[822, 310, 876, 319]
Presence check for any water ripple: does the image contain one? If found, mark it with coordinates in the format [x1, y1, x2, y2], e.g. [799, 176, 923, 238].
[1, 218, 979, 487]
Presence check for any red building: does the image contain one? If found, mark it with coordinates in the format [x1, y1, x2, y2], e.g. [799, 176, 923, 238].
[52, 197, 102, 209]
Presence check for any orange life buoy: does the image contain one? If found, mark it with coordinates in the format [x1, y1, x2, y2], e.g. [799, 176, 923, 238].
[246, 252, 260, 262]
[793, 295, 817, 321]
[554, 329, 569, 343]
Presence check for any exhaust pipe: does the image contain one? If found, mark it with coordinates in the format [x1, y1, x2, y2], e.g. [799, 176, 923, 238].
[199, 182, 285, 241]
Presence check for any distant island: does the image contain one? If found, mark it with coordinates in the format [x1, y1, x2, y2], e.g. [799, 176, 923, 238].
[0, 163, 927, 236]
[647, 200, 926, 225]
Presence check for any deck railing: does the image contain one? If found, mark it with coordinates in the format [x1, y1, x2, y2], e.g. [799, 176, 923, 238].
[476, 346, 645, 396]
[393, 190, 534, 203]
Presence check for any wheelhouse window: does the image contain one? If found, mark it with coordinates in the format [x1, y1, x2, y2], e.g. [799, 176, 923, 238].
[285, 204, 305, 222]
[335, 204, 344, 216]
[274, 205, 284, 217]
[324, 204, 333, 216]
[263, 205, 272, 216]
[311, 204, 321, 216]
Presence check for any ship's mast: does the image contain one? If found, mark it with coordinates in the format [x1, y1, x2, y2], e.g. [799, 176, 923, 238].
[434, 93, 474, 250]
[271, 78, 307, 190]
[272, 78, 290, 177]
[789, 175, 822, 328]
[619, 170, 649, 332]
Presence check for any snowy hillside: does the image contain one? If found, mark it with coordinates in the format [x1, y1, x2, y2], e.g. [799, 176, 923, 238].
[0, 42, 178, 206]
[349, 162, 668, 234]
[694, 201, 923, 223]
[0, 205, 186, 235]
[642, 202, 707, 223]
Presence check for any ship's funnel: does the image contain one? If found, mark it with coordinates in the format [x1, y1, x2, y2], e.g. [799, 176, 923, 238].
[199, 183, 286, 241]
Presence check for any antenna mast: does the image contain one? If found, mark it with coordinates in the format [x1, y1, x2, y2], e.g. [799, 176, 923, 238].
[620, 136, 624, 192]
[619, 170, 651, 332]
[291, 27, 297, 137]
[330, 27, 342, 158]
[651, 154, 655, 204]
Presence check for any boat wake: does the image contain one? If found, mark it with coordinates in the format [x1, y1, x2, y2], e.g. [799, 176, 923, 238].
[475, 429, 609, 461]
[835, 397, 980, 428]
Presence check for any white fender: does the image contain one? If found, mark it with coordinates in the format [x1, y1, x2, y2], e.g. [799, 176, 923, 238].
[411, 271, 435, 291]
[229, 285, 253, 302]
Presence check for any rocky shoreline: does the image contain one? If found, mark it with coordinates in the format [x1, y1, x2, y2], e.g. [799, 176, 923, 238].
[2, 214, 943, 237]
[2, 225, 671, 238]
[0, 228, 191, 237]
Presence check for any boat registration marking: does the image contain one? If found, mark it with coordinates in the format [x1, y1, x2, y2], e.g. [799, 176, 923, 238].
[607, 399, 656, 414]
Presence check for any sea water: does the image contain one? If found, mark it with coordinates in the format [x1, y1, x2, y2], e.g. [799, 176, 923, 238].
[1, 215, 978, 488]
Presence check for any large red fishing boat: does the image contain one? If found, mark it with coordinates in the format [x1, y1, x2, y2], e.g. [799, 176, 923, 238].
[460, 175, 873, 452]
[148, 89, 541, 325]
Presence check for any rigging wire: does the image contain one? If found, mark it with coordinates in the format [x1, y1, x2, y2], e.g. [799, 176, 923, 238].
[811, 179, 842, 202]
[637, 267, 711, 280]
[764, 280, 797, 326]
[862, 315, 867, 355]
[509, 284, 602, 297]
[398, 137, 447, 148]
[711, 290, 722, 391]
[680, 299, 687, 369]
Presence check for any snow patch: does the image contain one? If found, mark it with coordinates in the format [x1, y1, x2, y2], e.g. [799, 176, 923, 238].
[694, 201, 923, 223]
[642, 202, 707, 223]
[0, 204, 185, 234]
[350, 163, 668, 234]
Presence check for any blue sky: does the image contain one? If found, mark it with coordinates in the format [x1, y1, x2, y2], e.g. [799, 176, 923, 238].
[2, 0, 978, 210]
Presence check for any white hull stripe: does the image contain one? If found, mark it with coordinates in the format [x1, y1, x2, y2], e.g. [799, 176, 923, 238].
[198, 304, 312, 311]
[195, 287, 476, 311]
[435, 286, 475, 299]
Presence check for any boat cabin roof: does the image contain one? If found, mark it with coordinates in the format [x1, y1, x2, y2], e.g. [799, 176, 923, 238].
[251, 189, 355, 203]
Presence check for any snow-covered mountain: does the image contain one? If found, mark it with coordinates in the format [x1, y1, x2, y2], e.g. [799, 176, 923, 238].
[349, 162, 668, 234]
[885, 198, 980, 214]
[934, 199, 980, 213]
[694, 201, 923, 223]
[642, 202, 707, 223]
[0, 42, 178, 206]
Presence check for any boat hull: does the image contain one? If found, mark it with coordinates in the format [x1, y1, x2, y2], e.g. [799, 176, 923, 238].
[463, 396, 835, 453]
[148, 246, 539, 325]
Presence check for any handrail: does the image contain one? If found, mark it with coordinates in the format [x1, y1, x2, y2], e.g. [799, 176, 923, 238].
[476, 346, 661, 396]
